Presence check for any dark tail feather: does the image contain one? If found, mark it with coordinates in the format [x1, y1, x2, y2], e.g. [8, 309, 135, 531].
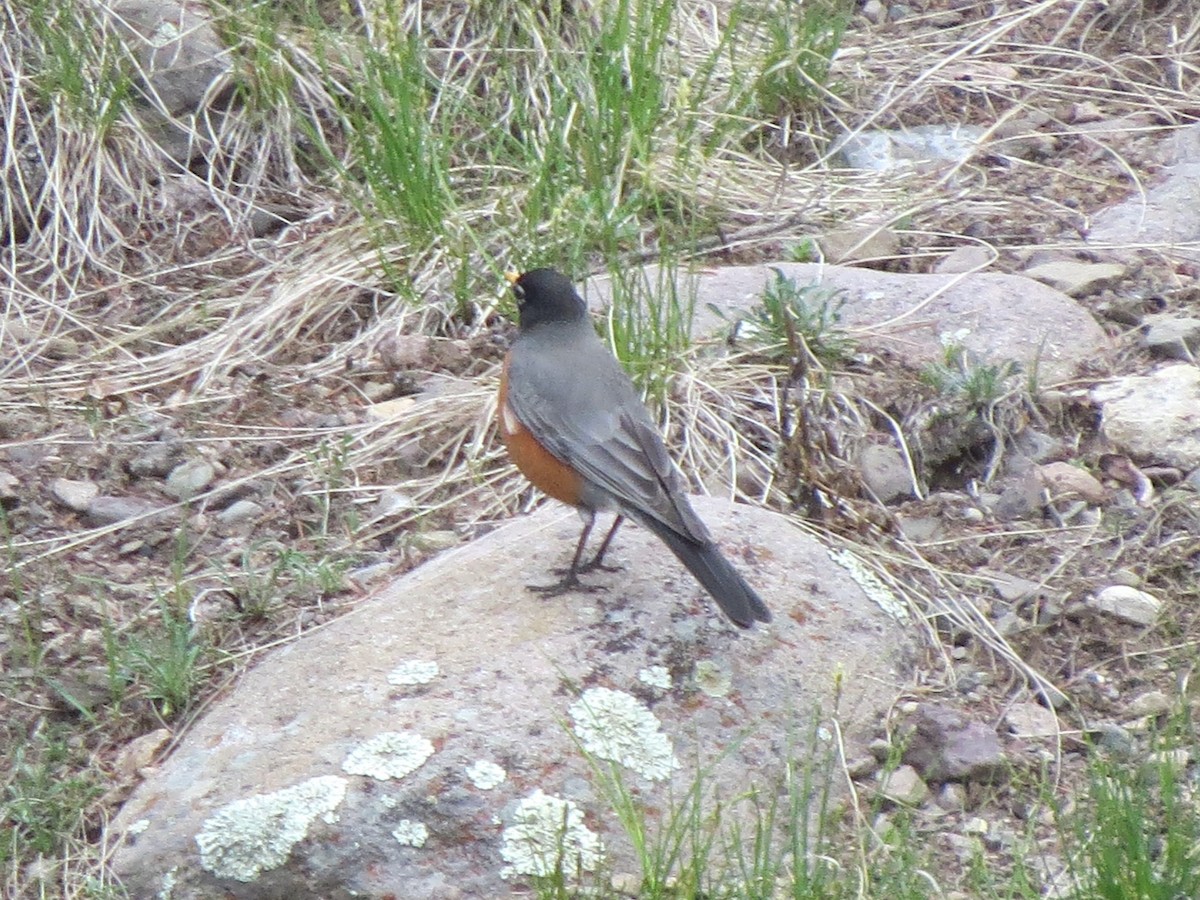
[641, 518, 772, 628]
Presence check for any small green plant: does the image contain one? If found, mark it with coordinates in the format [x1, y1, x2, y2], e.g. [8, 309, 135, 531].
[920, 336, 1021, 414]
[727, 268, 853, 366]
[605, 262, 695, 408]
[0, 727, 100, 867]
[123, 594, 205, 719]
[751, 0, 852, 120]
[1061, 733, 1200, 900]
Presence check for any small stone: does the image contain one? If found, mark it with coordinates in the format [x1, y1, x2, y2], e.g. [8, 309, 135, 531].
[115, 728, 173, 779]
[934, 245, 993, 274]
[858, 443, 913, 503]
[1024, 260, 1126, 297]
[372, 490, 416, 519]
[216, 499, 263, 526]
[51, 477, 100, 512]
[963, 816, 988, 835]
[878, 764, 929, 806]
[860, 0, 885, 23]
[1142, 315, 1200, 360]
[86, 495, 169, 526]
[0, 469, 18, 508]
[846, 756, 880, 779]
[901, 703, 1007, 783]
[165, 459, 216, 501]
[816, 225, 900, 264]
[127, 443, 181, 478]
[1037, 461, 1107, 504]
[1003, 701, 1059, 738]
[1125, 690, 1171, 719]
[937, 782, 967, 811]
[990, 471, 1044, 522]
[411, 530, 459, 553]
[961, 506, 985, 524]
[1093, 723, 1135, 757]
[1087, 585, 1162, 627]
[365, 397, 417, 422]
[989, 572, 1040, 603]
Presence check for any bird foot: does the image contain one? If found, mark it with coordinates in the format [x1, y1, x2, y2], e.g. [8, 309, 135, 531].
[527, 571, 605, 596]
[577, 558, 622, 574]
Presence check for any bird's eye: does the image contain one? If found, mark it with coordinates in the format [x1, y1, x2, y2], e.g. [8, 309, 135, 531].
[512, 283, 525, 302]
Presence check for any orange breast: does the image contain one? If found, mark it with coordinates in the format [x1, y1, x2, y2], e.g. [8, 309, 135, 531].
[499, 354, 585, 506]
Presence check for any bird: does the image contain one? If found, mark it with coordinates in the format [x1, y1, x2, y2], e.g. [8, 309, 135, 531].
[497, 267, 771, 629]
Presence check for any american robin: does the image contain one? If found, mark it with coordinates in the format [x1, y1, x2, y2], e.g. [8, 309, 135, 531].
[498, 267, 771, 628]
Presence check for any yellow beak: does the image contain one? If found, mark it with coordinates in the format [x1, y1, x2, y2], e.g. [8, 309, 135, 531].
[504, 271, 520, 285]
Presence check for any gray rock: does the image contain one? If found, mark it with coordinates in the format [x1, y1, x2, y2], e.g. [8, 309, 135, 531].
[50, 477, 100, 512]
[878, 765, 929, 806]
[1023, 260, 1127, 297]
[901, 704, 1007, 783]
[815, 225, 900, 264]
[108, 498, 914, 898]
[1142, 315, 1200, 360]
[1087, 585, 1162, 627]
[0, 469, 19, 508]
[102, 0, 233, 163]
[860, 0, 885, 23]
[989, 471, 1045, 522]
[857, 443, 914, 503]
[86, 495, 170, 526]
[936, 782, 967, 811]
[216, 499, 263, 526]
[1126, 689, 1172, 719]
[587, 263, 1109, 384]
[1037, 461, 1108, 505]
[165, 459, 216, 500]
[1003, 701, 1059, 738]
[1092, 364, 1200, 470]
[128, 442, 182, 478]
[934, 245, 993, 274]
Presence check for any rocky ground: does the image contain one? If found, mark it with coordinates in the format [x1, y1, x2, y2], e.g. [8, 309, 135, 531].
[1, 0, 1199, 896]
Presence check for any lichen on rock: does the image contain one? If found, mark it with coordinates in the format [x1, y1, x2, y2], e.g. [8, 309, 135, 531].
[569, 687, 679, 782]
[499, 790, 603, 879]
[342, 731, 435, 780]
[194, 775, 347, 882]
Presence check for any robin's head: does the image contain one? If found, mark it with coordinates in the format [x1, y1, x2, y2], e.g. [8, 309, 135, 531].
[507, 268, 587, 331]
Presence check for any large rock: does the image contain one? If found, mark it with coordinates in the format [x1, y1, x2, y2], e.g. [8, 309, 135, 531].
[586, 263, 1109, 383]
[109, 497, 913, 898]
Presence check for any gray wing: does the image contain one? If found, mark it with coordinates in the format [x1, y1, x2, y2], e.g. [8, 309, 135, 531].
[506, 328, 711, 545]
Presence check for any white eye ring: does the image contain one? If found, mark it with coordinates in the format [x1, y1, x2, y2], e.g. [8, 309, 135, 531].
[512, 283, 525, 301]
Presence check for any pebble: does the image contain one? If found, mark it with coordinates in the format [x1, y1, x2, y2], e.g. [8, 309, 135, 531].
[1125, 689, 1171, 719]
[51, 477, 100, 512]
[216, 499, 263, 526]
[1142, 315, 1200, 359]
[165, 459, 216, 500]
[0, 469, 18, 508]
[86, 495, 169, 526]
[878, 764, 929, 806]
[1023, 260, 1126, 297]
[1037, 461, 1108, 504]
[857, 443, 913, 503]
[1086, 585, 1162, 627]
[1003, 701, 1059, 738]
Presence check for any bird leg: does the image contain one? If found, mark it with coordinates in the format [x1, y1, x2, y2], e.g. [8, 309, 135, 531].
[578, 515, 624, 573]
[529, 512, 605, 595]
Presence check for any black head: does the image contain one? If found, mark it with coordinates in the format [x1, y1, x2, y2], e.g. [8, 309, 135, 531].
[507, 268, 588, 331]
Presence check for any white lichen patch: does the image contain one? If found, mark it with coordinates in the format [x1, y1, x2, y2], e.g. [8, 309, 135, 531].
[569, 687, 679, 782]
[694, 659, 732, 698]
[195, 775, 347, 882]
[829, 547, 909, 621]
[637, 666, 671, 691]
[500, 790, 603, 878]
[387, 659, 440, 686]
[127, 818, 151, 837]
[465, 759, 507, 790]
[392, 819, 429, 847]
[342, 731, 435, 781]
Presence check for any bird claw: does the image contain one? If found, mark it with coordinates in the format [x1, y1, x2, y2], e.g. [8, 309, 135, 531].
[527, 572, 605, 596]
[578, 558, 622, 574]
